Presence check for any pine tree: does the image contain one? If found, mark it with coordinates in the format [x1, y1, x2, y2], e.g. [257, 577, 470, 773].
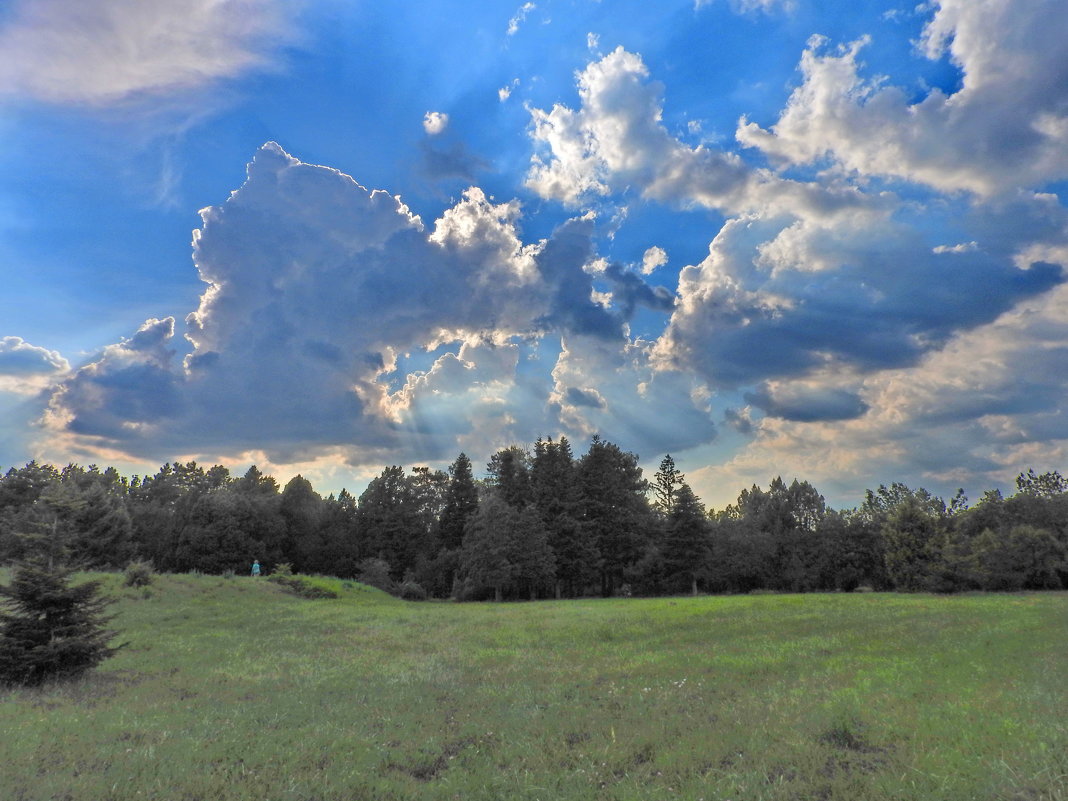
[0, 526, 124, 686]
[510, 505, 556, 600]
[460, 494, 516, 601]
[652, 454, 685, 517]
[662, 483, 711, 596]
[439, 453, 479, 550]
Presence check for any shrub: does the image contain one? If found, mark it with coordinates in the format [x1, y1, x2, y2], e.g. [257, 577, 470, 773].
[267, 574, 338, 599]
[398, 579, 428, 601]
[123, 560, 155, 588]
[356, 558, 395, 593]
[272, 562, 293, 578]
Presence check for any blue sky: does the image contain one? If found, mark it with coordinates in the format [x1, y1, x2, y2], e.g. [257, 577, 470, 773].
[2, 0, 1067, 508]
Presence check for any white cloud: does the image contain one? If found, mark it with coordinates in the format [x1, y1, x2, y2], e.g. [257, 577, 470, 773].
[737, 1, 1068, 195]
[507, 2, 535, 36]
[641, 246, 668, 274]
[526, 47, 873, 219]
[0, 0, 293, 105]
[422, 111, 449, 135]
[41, 143, 667, 468]
[933, 241, 979, 254]
[0, 337, 70, 395]
[695, 0, 795, 12]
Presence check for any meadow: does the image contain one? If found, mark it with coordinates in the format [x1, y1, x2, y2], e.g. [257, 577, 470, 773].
[1, 574, 1065, 801]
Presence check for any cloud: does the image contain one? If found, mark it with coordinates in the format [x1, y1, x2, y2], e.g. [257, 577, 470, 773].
[422, 111, 449, 135]
[0, 0, 293, 105]
[41, 143, 686, 468]
[690, 272, 1068, 508]
[933, 241, 979, 254]
[695, 0, 796, 13]
[507, 2, 536, 36]
[0, 337, 70, 395]
[421, 141, 488, 181]
[45, 318, 182, 440]
[744, 380, 869, 422]
[641, 246, 667, 274]
[737, 0, 1068, 195]
[551, 334, 717, 457]
[525, 47, 872, 220]
[654, 210, 1062, 390]
[499, 79, 520, 102]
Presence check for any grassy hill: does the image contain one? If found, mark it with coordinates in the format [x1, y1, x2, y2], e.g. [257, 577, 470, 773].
[1, 574, 1066, 800]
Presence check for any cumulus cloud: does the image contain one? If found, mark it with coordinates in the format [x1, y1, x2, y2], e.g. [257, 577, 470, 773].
[690, 272, 1068, 507]
[551, 334, 717, 456]
[40, 143, 692, 468]
[422, 111, 449, 135]
[654, 211, 1061, 390]
[737, 1, 1068, 195]
[641, 245, 668, 274]
[526, 47, 872, 220]
[0, 0, 292, 105]
[45, 317, 182, 441]
[0, 337, 70, 395]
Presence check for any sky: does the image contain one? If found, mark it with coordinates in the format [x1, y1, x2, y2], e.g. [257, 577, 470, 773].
[2, 0, 1067, 510]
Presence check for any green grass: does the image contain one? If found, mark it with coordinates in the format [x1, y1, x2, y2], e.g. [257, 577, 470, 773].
[2, 575, 1066, 801]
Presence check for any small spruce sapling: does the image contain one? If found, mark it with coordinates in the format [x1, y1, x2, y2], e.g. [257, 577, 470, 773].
[0, 551, 125, 686]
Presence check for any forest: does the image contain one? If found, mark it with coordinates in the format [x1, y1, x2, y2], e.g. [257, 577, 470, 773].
[1, 436, 1066, 600]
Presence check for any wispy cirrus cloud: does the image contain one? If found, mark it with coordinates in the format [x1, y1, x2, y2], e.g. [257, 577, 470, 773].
[0, 0, 295, 105]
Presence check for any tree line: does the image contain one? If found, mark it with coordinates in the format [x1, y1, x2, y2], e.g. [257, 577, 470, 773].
[1, 438, 1066, 599]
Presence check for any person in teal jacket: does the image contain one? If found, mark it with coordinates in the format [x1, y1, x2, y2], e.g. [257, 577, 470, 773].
[251, 559, 261, 577]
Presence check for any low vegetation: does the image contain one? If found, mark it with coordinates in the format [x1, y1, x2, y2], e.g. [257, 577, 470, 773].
[1, 574, 1065, 800]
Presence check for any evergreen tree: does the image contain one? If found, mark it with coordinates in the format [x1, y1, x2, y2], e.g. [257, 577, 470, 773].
[69, 482, 134, 569]
[439, 453, 479, 551]
[578, 436, 650, 596]
[652, 454, 685, 517]
[460, 494, 515, 601]
[662, 483, 710, 595]
[531, 437, 596, 597]
[0, 510, 124, 686]
[279, 475, 323, 570]
[486, 446, 532, 508]
[509, 505, 556, 600]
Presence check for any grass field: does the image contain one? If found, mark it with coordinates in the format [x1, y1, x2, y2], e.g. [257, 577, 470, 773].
[1, 574, 1065, 801]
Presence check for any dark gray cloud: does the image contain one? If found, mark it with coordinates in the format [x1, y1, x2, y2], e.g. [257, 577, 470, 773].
[745, 383, 868, 423]
[420, 140, 489, 181]
[658, 214, 1064, 389]
[601, 261, 675, 320]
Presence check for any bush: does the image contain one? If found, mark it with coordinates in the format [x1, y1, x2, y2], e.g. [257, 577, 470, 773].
[267, 575, 338, 599]
[123, 560, 155, 588]
[272, 562, 293, 578]
[398, 579, 428, 601]
[356, 558, 395, 593]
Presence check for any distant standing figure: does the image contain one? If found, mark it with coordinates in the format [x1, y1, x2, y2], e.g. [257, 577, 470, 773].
[251, 559, 261, 577]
